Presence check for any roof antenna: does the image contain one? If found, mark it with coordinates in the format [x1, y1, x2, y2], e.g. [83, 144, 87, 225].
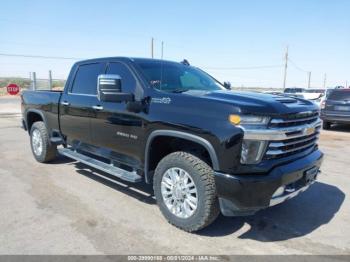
[181, 59, 190, 66]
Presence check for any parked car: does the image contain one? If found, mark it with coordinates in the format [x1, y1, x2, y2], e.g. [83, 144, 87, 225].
[285, 88, 325, 107]
[320, 88, 334, 110]
[21, 57, 323, 232]
[303, 89, 326, 107]
[321, 88, 350, 129]
[284, 87, 305, 94]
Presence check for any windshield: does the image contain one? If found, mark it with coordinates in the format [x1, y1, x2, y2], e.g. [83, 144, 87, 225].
[135, 60, 224, 92]
[328, 90, 350, 101]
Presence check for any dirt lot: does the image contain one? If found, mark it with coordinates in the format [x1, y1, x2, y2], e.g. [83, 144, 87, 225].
[0, 97, 349, 255]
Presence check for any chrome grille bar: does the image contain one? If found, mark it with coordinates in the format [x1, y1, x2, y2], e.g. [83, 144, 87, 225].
[263, 112, 321, 159]
[269, 133, 319, 148]
[270, 115, 319, 124]
[266, 139, 317, 156]
[243, 120, 321, 141]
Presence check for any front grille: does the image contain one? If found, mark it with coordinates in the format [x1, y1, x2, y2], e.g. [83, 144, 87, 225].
[269, 111, 319, 128]
[264, 111, 321, 159]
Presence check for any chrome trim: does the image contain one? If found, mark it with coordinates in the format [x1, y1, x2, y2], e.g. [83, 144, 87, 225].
[67, 92, 97, 97]
[269, 133, 319, 148]
[98, 74, 121, 80]
[92, 105, 103, 110]
[270, 115, 318, 124]
[323, 113, 350, 116]
[266, 141, 316, 155]
[243, 120, 322, 141]
[97, 74, 121, 101]
[269, 181, 314, 207]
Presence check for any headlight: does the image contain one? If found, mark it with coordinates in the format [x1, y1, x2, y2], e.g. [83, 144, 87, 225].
[240, 115, 270, 125]
[228, 114, 270, 164]
[240, 140, 267, 164]
[229, 114, 270, 126]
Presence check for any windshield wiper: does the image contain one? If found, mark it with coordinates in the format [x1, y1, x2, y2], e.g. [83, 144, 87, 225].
[170, 88, 190, 93]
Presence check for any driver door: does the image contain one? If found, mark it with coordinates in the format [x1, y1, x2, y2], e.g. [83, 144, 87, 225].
[90, 62, 144, 166]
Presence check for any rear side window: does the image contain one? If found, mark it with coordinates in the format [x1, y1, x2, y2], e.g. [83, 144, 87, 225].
[328, 90, 350, 101]
[106, 62, 136, 93]
[71, 63, 105, 95]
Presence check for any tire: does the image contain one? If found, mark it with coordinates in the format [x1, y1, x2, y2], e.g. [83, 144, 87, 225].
[30, 121, 57, 163]
[323, 121, 331, 130]
[153, 151, 220, 232]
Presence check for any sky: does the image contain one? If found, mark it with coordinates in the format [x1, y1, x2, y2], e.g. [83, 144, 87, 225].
[0, 0, 349, 88]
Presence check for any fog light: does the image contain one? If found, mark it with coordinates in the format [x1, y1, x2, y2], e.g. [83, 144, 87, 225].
[272, 186, 285, 198]
[240, 140, 267, 164]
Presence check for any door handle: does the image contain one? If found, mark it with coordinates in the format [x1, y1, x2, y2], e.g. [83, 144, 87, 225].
[61, 101, 70, 106]
[92, 105, 104, 110]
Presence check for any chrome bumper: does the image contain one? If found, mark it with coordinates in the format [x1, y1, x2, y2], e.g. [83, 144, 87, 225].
[269, 182, 313, 206]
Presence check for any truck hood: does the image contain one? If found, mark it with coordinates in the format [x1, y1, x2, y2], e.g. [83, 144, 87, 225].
[185, 90, 318, 115]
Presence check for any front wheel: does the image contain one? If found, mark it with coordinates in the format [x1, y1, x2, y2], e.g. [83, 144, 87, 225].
[153, 152, 220, 232]
[30, 121, 57, 163]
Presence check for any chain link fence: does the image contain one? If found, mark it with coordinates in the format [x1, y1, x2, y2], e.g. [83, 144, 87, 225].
[30, 71, 66, 91]
[0, 71, 66, 96]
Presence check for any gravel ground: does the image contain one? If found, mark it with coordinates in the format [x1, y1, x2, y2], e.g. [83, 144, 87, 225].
[0, 97, 349, 255]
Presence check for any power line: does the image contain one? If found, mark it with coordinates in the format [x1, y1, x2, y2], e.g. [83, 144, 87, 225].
[0, 53, 84, 60]
[0, 52, 283, 71]
[203, 65, 283, 70]
[288, 58, 308, 73]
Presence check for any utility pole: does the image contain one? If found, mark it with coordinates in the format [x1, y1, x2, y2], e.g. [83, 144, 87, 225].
[323, 73, 327, 89]
[48, 70, 52, 90]
[32, 72, 37, 91]
[161, 41, 164, 59]
[307, 71, 311, 89]
[283, 46, 289, 91]
[151, 37, 154, 59]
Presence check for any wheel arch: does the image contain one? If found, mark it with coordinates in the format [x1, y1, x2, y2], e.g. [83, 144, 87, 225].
[26, 109, 47, 133]
[144, 130, 219, 183]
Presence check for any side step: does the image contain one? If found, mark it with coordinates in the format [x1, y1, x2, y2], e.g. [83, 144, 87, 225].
[50, 137, 64, 145]
[58, 148, 142, 183]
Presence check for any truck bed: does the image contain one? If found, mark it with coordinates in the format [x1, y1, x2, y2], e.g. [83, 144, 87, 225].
[21, 90, 62, 133]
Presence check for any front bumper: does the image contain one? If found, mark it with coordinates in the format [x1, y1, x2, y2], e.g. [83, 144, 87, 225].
[214, 149, 323, 216]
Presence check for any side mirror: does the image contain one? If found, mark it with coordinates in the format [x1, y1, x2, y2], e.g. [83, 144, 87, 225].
[97, 74, 134, 102]
[224, 81, 232, 90]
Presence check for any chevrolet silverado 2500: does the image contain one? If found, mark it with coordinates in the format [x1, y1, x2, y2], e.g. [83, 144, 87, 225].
[21, 57, 323, 232]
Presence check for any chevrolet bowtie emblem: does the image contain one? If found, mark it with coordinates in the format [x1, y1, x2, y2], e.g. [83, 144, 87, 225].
[305, 127, 315, 135]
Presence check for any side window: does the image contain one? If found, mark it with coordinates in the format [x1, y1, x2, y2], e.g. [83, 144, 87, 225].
[106, 62, 136, 93]
[180, 71, 207, 89]
[71, 63, 105, 95]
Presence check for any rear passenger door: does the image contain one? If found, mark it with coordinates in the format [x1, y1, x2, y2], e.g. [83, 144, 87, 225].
[60, 62, 106, 145]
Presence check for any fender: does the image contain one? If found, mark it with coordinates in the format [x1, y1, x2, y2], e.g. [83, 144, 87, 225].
[144, 130, 219, 183]
[25, 109, 48, 133]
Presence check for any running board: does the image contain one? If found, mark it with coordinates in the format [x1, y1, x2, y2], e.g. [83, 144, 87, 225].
[50, 137, 64, 145]
[58, 148, 142, 183]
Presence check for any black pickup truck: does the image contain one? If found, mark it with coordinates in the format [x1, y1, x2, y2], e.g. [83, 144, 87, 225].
[21, 57, 323, 232]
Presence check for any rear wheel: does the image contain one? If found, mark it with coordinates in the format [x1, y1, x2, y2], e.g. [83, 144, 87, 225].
[323, 121, 331, 130]
[153, 151, 220, 232]
[30, 121, 57, 163]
